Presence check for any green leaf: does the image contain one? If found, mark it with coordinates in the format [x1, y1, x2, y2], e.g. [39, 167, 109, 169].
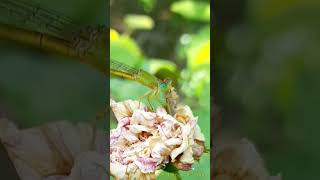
[163, 162, 179, 173]
[110, 35, 144, 67]
[146, 59, 177, 74]
[110, 78, 148, 101]
[139, 0, 157, 12]
[124, 14, 155, 31]
[186, 26, 211, 69]
[187, 40, 210, 69]
[144, 59, 179, 86]
[170, 1, 210, 22]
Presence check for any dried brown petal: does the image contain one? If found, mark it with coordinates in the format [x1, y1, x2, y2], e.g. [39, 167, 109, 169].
[173, 160, 193, 171]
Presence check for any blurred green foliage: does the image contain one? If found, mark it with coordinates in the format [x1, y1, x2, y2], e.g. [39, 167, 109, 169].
[124, 14, 155, 32]
[170, 0, 210, 22]
[110, 0, 210, 179]
[215, 0, 320, 179]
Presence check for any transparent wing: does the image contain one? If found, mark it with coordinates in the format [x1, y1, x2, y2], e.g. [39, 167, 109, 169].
[0, 0, 107, 54]
[110, 60, 140, 76]
[0, 0, 81, 39]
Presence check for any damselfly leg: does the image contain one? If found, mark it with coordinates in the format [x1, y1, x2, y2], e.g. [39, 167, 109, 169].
[137, 89, 158, 111]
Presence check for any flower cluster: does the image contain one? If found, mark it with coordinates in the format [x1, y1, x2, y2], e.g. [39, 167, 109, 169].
[110, 99, 205, 179]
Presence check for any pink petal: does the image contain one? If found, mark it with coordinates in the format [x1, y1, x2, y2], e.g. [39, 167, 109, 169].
[134, 157, 159, 173]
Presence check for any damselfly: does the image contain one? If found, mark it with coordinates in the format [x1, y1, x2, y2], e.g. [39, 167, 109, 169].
[111, 60, 178, 113]
[0, 0, 178, 114]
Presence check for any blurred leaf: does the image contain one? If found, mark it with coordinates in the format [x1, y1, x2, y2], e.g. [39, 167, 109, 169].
[163, 163, 179, 173]
[179, 26, 210, 69]
[170, 1, 210, 22]
[110, 117, 117, 129]
[110, 79, 148, 101]
[146, 59, 177, 74]
[188, 40, 210, 68]
[191, 25, 210, 42]
[181, 69, 210, 100]
[139, 0, 157, 12]
[110, 32, 144, 67]
[110, 28, 120, 42]
[110, 78, 163, 110]
[157, 153, 210, 180]
[124, 14, 155, 31]
[144, 59, 179, 86]
[155, 69, 179, 87]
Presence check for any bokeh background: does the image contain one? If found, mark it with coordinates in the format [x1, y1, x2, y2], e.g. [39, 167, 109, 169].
[110, 0, 210, 179]
[0, 0, 107, 178]
[215, 0, 320, 179]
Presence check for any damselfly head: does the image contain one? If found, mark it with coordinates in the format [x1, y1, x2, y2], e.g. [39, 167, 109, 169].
[160, 78, 172, 92]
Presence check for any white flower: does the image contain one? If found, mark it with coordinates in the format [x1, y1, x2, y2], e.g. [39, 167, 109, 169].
[110, 99, 205, 179]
